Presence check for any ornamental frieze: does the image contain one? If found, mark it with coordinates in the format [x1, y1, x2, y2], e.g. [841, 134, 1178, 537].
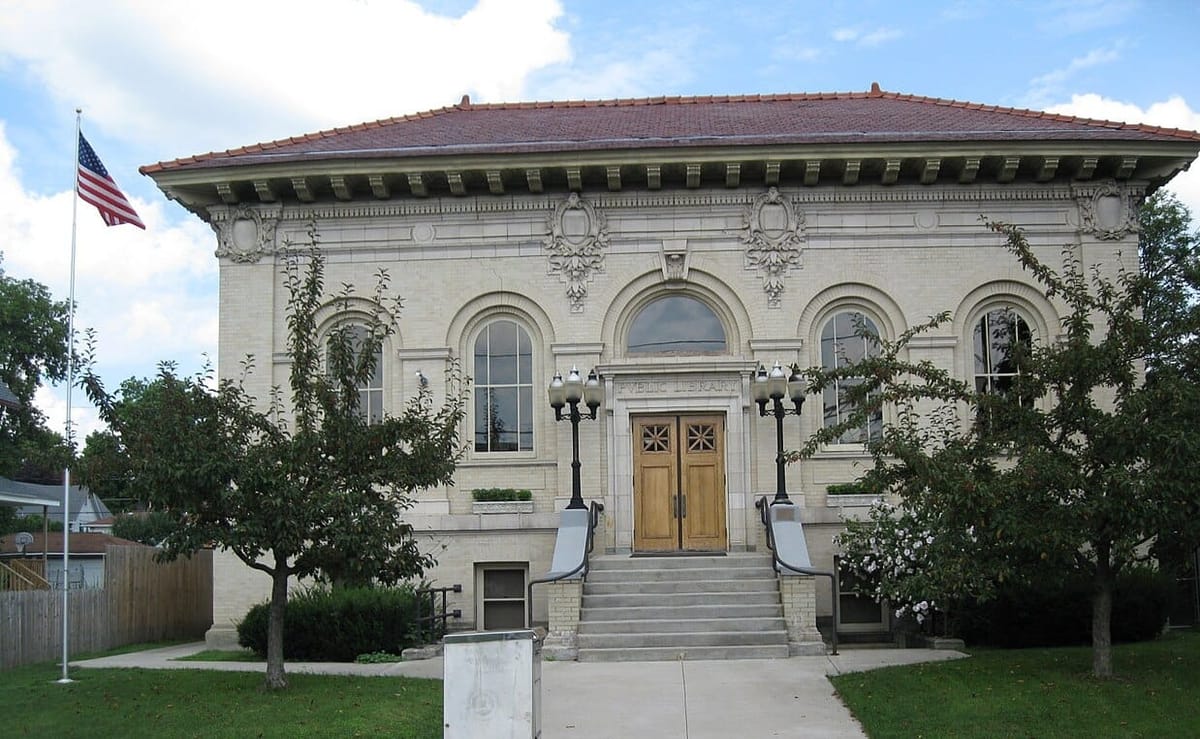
[543, 193, 609, 313]
[1074, 182, 1140, 241]
[741, 187, 806, 307]
[211, 205, 281, 264]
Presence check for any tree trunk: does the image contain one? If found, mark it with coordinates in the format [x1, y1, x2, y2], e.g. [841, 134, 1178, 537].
[265, 564, 290, 690]
[1091, 544, 1114, 679]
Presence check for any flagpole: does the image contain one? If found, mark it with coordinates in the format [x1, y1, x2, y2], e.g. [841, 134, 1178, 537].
[59, 108, 81, 684]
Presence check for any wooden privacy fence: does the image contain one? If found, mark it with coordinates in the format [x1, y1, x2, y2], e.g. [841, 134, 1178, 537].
[0, 546, 212, 669]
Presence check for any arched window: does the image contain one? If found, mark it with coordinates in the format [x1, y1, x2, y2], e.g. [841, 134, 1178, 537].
[627, 296, 726, 355]
[474, 319, 533, 453]
[820, 311, 882, 444]
[328, 323, 384, 424]
[973, 307, 1032, 398]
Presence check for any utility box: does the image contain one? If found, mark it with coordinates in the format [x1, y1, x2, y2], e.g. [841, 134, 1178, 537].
[443, 629, 542, 738]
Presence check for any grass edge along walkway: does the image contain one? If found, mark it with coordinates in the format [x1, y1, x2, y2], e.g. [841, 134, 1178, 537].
[831, 629, 1200, 739]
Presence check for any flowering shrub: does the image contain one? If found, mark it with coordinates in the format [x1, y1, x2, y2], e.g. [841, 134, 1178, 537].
[836, 498, 994, 632]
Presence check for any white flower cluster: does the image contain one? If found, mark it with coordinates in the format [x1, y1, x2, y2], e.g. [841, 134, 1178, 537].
[835, 501, 941, 626]
[894, 599, 936, 624]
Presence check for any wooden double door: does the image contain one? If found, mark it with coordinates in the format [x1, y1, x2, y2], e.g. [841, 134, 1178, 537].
[633, 414, 727, 552]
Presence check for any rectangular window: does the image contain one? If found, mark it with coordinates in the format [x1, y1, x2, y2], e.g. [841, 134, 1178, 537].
[476, 563, 528, 630]
[836, 559, 889, 634]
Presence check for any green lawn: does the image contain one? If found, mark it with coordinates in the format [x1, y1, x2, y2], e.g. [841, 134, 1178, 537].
[831, 630, 1200, 739]
[3, 665, 441, 738]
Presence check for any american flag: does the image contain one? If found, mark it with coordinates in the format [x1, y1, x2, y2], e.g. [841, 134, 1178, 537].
[77, 134, 145, 229]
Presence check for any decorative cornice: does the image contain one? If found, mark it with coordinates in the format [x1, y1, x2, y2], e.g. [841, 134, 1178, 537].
[740, 187, 806, 307]
[543, 193, 610, 313]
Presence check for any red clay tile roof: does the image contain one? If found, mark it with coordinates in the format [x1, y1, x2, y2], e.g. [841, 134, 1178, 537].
[142, 85, 1200, 175]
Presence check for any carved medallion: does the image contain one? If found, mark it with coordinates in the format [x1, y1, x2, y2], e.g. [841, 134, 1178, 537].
[543, 193, 609, 313]
[741, 187, 805, 307]
[1075, 182, 1140, 241]
[212, 205, 280, 263]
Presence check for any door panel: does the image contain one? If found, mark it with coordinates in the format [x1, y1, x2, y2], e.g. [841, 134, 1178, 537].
[680, 416, 726, 550]
[633, 418, 678, 551]
[633, 414, 726, 552]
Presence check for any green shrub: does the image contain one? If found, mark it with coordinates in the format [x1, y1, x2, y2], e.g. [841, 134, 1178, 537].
[236, 585, 428, 661]
[956, 566, 1171, 647]
[471, 488, 532, 502]
[826, 482, 877, 496]
[112, 510, 175, 545]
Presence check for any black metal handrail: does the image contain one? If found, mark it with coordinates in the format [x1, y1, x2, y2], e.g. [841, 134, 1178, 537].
[415, 584, 462, 644]
[526, 500, 604, 628]
[756, 496, 839, 655]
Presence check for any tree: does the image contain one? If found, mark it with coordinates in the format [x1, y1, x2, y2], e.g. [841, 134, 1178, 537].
[1138, 191, 1200, 380]
[81, 235, 468, 690]
[0, 253, 71, 477]
[809, 216, 1200, 678]
[111, 511, 175, 545]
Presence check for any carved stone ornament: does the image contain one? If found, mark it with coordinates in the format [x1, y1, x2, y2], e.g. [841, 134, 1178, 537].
[1075, 182, 1140, 241]
[212, 205, 280, 263]
[543, 193, 610, 313]
[741, 187, 806, 307]
[661, 239, 689, 281]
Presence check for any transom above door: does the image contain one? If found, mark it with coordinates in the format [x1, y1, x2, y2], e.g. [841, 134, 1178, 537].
[632, 414, 727, 552]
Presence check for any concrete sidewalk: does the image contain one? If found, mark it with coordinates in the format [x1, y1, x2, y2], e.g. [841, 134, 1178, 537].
[74, 643, 966, 738]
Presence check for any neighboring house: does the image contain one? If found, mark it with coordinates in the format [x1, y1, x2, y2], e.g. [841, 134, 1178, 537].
[3, 477, 113, 533]
[0, 379, 19, 411]
[82, 515, 116, 534]
[141, 85, 1200, 649]
[0, 531, 144, 589]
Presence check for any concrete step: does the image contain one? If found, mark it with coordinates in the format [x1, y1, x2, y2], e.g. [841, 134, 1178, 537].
[578, 617, 787, 635]
[577, 644, 791, 662]
[586, 567, 775, 583]
[582, 591, 780, 608]
[577, 630, 789, 649]
[588, 554, 772, 572]
[575, 552, 790, 662]
[583, 578, 778, 595]
[581, 603, 783, 621]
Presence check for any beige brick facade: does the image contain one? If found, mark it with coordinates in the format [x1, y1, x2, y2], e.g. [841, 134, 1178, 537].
[142, 93, 1197, 649]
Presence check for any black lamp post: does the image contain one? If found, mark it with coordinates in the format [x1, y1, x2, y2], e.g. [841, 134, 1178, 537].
[752, 361, 806, 504]
[548, 366, 604, 510]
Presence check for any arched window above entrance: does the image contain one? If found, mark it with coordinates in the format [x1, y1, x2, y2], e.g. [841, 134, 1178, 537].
[627, 296, 726, 355]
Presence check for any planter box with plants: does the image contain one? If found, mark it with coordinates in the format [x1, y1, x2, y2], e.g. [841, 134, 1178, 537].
[825, 482, 883, 507]
[471, 488, 535, 514]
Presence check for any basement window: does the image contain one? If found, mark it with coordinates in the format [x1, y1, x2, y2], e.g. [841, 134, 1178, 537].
[475, 563, 528, 630]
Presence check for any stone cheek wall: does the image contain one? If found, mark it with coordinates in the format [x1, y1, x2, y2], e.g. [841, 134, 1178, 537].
[542, 579, 584, 660]
[779, 575, 825, 655]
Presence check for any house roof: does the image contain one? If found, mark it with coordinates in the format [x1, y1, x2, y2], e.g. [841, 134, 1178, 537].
[0, 476, 65, 508]
[144, 84, 1200, 174]
[1, 477, 110, 521]
[0, 380, 19, 410]
[0, 531, 144, 556]
[141, 84, 1200, 214]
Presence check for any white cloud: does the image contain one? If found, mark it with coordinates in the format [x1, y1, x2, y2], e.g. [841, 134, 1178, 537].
[1036, 0, 1137, 35]
[1047, 94, 1200, 217]
[1028, 45, 1122, 104]
[526, 21, 702, 101]
[0, 120, 218, 436]
[0, 0, 571, 153]
[830, 26, 902, 47]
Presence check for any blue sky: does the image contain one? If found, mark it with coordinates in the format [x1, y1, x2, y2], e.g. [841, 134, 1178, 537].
[1, 0, 1198, 442]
